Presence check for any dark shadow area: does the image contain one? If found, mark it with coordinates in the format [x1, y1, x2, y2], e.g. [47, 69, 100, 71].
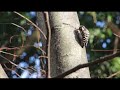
[74, 30, 83, 48]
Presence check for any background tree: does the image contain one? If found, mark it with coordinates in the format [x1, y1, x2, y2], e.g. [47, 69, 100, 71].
[78, 12, 120, 78]
[0, 12, 120, 78]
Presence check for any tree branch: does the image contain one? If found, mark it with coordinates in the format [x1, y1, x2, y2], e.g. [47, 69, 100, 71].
[107, 22, 120, 38]
[14, 11, 47, 40]
[44, 12, 51, 78]
[107, 70, 120, 78]
[54, 51, 120, 78]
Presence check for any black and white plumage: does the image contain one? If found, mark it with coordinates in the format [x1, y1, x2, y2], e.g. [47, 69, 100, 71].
[76, 25, 90, 48]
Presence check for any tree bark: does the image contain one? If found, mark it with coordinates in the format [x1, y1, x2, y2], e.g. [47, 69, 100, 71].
[49, 12, 90, 78]
[36, 12, 48, 75]
[36, 12, 47, 53]
[0, 64, 8, 78]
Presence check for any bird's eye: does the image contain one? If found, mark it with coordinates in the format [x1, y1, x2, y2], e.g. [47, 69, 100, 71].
[82, 26, 85, 30]
[79, 26, 83, 30]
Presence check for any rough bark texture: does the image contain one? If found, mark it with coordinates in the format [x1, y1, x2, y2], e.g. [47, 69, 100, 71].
[49, 12, 90, 78]
[0, 64, 8, 78]
[36, 12, 47, 53]
[36, 12, 48, 72]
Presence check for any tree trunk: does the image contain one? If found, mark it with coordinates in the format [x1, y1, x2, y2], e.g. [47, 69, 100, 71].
[49, 12, 90, 78]
[0, 64, 8, 78]
[36, 12, 47, 53]
[36, 12, 48, 74]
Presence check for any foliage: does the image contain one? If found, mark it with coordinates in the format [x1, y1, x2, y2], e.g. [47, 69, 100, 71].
[78, 12, 120, 78]
[0, 12, 46, 78]
[0, 12, 120, 78]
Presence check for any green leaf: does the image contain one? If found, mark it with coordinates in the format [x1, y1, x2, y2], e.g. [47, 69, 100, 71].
[94, 28, 100, 36]
[100, 34, 105, 39]
[106, 28, 113, 37]
[20, 20, 26, 25]
[107, 15, 112, 22]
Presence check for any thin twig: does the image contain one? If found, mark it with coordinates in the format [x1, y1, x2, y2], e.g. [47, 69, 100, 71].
[0, 55, 25, 71]
[44, 12, 51, 78]
[91, 49, 120, 52]
[3, 64, 20, 77]
[0, 47, 20, 51]
[14, 11, 47, 40]
[10, 34, 25, 47]
[0, 23, 27, 32]
[4, 45, 46, 55]
[0, 51, 19, 57]
[39, 56, 48, 70]
[107, 70, 120, 78]
[38, 56, 48, 58]
[10, 35, 19, 43]
[11, 23, 27, 32]
[54, 51, 120, 78]
[20, 45, 46, 54]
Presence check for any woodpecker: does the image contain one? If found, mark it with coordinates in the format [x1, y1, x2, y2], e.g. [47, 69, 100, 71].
[76, 25, 90, 48]
[62, 23, 90, 48]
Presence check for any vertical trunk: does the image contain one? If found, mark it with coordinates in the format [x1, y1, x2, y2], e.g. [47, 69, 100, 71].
[113, 37, 119, 54]
[36, 12, 48, 74]
[49, 12, 90, 78]
[36, 12, 47, 53]
[0, 64, 8, 78]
